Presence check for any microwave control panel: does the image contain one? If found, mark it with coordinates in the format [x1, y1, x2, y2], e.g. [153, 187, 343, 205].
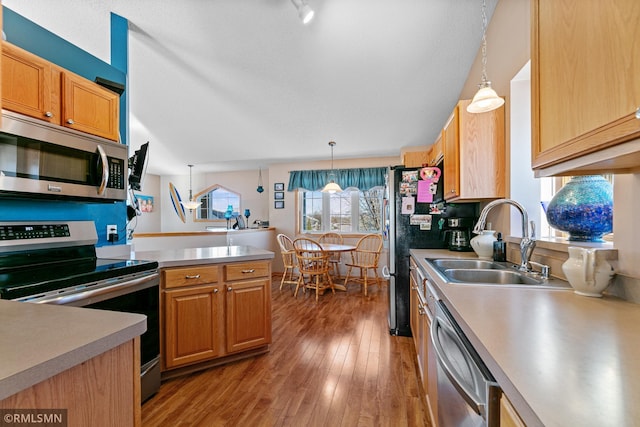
[107, 157, 126, 190]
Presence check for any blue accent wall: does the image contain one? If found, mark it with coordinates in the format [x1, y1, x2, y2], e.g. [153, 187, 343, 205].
[1, 7, 129, 247]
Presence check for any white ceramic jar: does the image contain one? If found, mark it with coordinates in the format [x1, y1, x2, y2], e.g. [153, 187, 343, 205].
[470, 230, 497, 260]
[562, 246, 615, 297]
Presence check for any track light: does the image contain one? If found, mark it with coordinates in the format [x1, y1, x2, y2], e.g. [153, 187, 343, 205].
[291, 0, 314, 24]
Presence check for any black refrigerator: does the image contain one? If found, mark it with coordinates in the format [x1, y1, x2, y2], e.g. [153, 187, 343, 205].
[385, 165, 476, 336]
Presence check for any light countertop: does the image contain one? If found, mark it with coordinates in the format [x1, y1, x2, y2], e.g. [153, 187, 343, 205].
[125, 245, 274, 268]
[411, 249, 640, 427]
[0, 300, 146, 401]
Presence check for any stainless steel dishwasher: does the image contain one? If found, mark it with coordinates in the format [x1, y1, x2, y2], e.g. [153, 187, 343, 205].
[431, 300, 501, 426]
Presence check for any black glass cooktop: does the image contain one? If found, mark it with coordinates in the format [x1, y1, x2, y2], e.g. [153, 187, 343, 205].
[0, 245, 157, 300]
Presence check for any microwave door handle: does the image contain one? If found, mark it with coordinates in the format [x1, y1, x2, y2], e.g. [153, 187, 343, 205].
[96, 145, 109, 196]
[431, 315, 484, 415]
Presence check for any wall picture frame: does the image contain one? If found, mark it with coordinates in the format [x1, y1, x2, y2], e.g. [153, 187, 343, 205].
[274, 200, 285, 209]
[274, 192, 284, 200]
[274, 182, 284, 191]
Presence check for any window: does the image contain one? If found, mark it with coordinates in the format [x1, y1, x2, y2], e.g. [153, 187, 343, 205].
[194, 184, 241, 222]
[299, 188, 384, 233]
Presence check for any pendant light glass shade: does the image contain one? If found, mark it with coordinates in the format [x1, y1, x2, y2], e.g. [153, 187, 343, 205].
[291, 0, 314, 24]
[321, 141, 342, 193]
[180, 165, 201, 211]
[467, 82, 504, 113]
[467, 0, 504, 114]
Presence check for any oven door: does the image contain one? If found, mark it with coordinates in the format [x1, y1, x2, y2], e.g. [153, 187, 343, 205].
[24, 270, 161, 402]
[431, 301, 500, 427]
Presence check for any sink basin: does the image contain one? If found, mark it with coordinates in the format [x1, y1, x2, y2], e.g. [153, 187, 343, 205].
[430, 259, 506, 270]
[443, 269, 545, 285]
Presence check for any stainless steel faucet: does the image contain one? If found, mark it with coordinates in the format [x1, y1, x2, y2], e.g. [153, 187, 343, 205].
[473, 199, 536, 271]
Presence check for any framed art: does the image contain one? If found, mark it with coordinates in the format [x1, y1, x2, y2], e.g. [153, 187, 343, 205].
[274, 183, 284, 191]
[274, 192, 284, 200]
[274, 200, 285, 209]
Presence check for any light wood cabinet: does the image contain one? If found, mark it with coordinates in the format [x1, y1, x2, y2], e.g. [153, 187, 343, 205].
[2, 41, 59, 123]
[164, 284, 222, 369]
[442, 99, 505, 201]
[161, 260, 272, 371]
[402, 150, 429, 168]
[428, 133, 444, 166]
[62, 71, 120, 140]
[500, 394, 526, 427]
[1, 41, 120, 141]
[531, 0, 640, 176]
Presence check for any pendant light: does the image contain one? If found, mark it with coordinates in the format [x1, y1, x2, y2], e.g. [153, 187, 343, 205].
[321, 141, 342, 193]
[467, 0, 504, 114]
[257, 168, 264, 193]
[180, 165, 201, 211]
[291, 0, 314, 24]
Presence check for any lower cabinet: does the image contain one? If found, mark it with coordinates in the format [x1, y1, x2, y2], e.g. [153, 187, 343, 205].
[161, 260, 272, 372]
[410, 258, 438, 426]
[500, 395, 526, 427]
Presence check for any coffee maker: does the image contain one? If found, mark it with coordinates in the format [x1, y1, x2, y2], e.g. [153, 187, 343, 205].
[442, 217, 475, 251]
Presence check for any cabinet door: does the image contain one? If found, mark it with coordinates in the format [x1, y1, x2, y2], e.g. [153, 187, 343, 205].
[429, 133, 444, 166]
[225, 278, 272, 354]
[62, 72, 120, 141]
[532, 0, 640, 173]
[403, 151, 429, 168]
[1, 42, 60, 123]
[426, 311, 438, 427]
[443, 108, 460, 200]
[164, 285, 221, 369]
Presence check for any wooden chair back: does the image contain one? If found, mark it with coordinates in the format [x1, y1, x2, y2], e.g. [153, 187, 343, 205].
[293, 238, 330, 275]
[350, 233, 383, 268]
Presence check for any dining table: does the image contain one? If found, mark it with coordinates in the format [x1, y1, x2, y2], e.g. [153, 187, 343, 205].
[317, 243, 356, 291]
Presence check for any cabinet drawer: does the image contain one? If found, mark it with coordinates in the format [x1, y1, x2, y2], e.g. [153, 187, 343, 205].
[225, 261, 270, 281]
[163, 265, 219, 289]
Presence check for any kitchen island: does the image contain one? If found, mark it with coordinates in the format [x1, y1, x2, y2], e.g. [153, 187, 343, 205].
[121, 245, 275, 378]
[411, 249, 640, 427]
[0, 300, 146, 426]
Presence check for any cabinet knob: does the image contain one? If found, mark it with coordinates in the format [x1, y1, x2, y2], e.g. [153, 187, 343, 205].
[66, 119, 75, 125]
[214, 288, 219, 293]
[227, 287, 233, 292]
[44, 111, 53, 118]
[636, 107, 640, 119]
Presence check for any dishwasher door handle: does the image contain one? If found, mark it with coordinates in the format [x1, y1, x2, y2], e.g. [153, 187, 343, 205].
[431, 314, 484, 416]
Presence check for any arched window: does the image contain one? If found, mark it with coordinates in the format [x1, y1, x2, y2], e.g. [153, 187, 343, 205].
[194, 184, 241, 222]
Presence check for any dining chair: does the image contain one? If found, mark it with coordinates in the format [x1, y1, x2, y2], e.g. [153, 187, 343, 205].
[293, 237, 335, 302]
[343, 233, 383, 296]
[318, 232, 344, 278]
[276, 234, 298, 292]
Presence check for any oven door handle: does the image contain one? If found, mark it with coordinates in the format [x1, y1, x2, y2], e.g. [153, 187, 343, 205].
[30, 272, 158, 305]
[431, 314, 484, 415]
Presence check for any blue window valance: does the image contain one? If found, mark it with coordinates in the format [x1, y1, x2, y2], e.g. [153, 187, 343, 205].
[287, 167, 387, 192]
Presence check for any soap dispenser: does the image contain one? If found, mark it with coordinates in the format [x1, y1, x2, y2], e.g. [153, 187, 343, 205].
[493, 232, 506, 262]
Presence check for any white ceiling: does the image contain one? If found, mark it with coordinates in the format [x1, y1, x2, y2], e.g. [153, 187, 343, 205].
[4, 0, 498, 176]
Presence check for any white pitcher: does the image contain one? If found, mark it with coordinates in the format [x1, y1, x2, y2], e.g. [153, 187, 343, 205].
[562, 247, 615, 297]
[470, 230, 496, 260]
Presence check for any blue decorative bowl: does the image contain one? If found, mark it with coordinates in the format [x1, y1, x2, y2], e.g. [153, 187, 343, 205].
[545, 175, 613, 242]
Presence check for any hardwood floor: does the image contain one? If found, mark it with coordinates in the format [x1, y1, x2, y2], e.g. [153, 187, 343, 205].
[142, 278, 430, 426]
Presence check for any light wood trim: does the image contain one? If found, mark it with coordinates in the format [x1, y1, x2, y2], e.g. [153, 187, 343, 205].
[0, 340, 138, 427]
[225, 260, 270, 281]
[402, 150, 429, 168]
[443, 109, 459, 200]
[500, 394, 527, 427]
[163, 265, 219, 289]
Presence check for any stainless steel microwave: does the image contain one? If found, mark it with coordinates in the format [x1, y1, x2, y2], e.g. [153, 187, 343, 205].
[0, 110, 127, 202]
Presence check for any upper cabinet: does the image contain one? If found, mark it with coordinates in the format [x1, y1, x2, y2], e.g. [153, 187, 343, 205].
[1, 41, 120, 141]
[531, 0, 640, 176]
[443, 99, 506, 202]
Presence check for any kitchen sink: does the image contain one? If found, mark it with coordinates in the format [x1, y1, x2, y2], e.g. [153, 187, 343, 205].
[425, 258, 572, 289]
[430, 259, 506, 270]
[443, 269, 545, 285]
